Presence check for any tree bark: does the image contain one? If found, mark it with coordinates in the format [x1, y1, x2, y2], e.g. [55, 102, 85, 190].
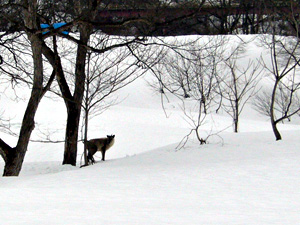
[234, 99, 239, 133]
[271, 120, 282, 141]
[62, 24, 92, 165]
[270, 79, 282, 141]
[62, 101, 82, 165]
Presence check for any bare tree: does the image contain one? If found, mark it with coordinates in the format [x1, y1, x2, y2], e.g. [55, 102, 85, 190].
[80, 38, 150, 166]
[253, 34, 300, 140]
[217, 43, 262, 132]
[151, 36, 226, 146]
[0, 0, 55, 176]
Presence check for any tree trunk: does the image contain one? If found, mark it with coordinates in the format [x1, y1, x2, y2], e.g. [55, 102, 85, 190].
[3, 86, 44, 176]
[3, 148, 23, 176]
[3, 45, 44, 175]
[62, 24, 92, 165]
[42, 2, 97, 166]
[82, 52, 91, 166]
[62, 102, 82, 165]
[234, 99, 239, 133]
[2, 0, 46, 176]
[234, 119, 238, 133]
[83, 109, 89, 166]
[271, 120, 282, 141]
[270, 79, 282, 141]
[3, 37, 45, 175]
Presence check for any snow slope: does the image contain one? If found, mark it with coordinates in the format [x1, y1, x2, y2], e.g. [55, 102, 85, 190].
[1, 35, 300, 224]
[1, 130, 300, 224]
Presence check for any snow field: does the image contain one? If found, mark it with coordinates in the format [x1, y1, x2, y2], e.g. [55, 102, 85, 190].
[1, 130, 300, 224]
[1, 35, 300, 224]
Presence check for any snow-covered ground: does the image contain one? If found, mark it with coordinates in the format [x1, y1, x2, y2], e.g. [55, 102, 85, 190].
[1, 36, 300, 224]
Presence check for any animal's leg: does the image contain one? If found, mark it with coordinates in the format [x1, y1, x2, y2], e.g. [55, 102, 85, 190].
[101, 148, 106, 161]
[87, 151, 95, 164]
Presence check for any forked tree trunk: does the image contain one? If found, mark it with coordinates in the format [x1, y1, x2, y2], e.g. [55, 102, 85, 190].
[42, 23, 92, 166]
[62, 24, 92, 165]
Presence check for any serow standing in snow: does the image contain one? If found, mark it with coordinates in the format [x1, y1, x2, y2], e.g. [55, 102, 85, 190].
[87, 135, 115, 164]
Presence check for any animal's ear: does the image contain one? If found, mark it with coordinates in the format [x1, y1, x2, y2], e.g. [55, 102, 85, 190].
[107, 134, 115, 138]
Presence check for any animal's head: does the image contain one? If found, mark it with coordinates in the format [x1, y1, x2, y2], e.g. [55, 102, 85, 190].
[107, 135, 115, 141]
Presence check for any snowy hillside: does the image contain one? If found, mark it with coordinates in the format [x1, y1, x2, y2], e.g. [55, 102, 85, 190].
[1, 129, 300, 224]
[1, 35, 300, 224]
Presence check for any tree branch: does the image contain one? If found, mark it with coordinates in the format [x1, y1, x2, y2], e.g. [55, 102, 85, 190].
[0, 138, 13, 163]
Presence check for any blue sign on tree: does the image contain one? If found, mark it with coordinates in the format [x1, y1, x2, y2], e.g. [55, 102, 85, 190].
[41, 23, 69, 35]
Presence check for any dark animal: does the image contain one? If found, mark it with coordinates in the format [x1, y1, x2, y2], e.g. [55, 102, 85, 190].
[86, 135, 115, 164]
